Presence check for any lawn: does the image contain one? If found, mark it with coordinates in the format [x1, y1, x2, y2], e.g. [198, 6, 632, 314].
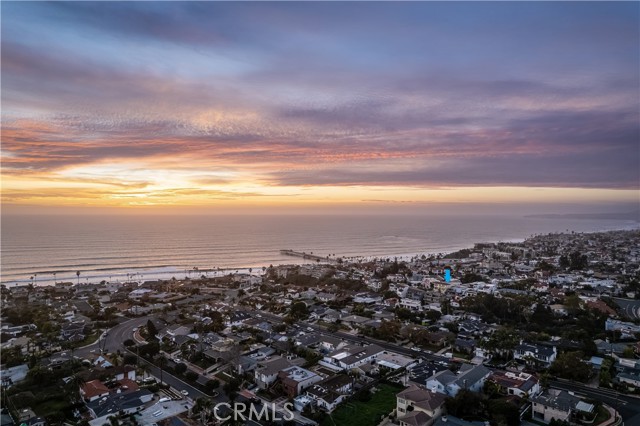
[593, 405, 612, 424]
[322, 383, 402, 426]
[73, 330, 101, 348]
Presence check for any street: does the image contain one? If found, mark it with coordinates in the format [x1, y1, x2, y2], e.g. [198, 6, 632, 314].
[550, 379, 640, 425]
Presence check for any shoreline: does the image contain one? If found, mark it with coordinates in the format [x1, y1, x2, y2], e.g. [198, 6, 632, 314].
[3, 226, 638, 288]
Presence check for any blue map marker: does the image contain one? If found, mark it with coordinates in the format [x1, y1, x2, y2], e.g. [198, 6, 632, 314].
[444, 269, 451, 283]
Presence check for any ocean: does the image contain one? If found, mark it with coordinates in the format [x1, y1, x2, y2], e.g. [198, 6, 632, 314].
[1, 214, 638, 286]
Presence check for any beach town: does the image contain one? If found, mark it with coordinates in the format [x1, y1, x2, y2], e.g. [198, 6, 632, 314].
[1, 229, 640, 426]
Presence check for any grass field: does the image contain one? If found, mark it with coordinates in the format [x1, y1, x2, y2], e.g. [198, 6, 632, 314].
[322, 383, 403, 426]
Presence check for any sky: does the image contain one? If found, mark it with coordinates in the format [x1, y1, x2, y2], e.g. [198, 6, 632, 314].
[2, 1, 639, 215]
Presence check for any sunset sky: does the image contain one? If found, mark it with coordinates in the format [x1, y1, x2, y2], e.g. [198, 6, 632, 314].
[2, 2, 639, 214]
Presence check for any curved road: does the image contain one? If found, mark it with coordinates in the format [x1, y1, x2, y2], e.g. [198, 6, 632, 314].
[73, 315, 208, 399]
[75, 316, 151, 357]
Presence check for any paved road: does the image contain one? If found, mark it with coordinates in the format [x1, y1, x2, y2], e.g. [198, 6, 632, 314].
[123, 347, 207, 400]
[70, 315, 212, 401]
[249, 309, 449, 363]
[612, 298, 640, 321]
[76, 315, 152, 357]
[550, 379, 640, 425]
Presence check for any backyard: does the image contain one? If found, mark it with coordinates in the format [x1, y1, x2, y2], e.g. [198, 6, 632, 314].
[322, 383, 402, 426]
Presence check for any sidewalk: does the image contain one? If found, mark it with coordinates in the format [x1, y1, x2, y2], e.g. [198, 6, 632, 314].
[599, 403, 622, 426]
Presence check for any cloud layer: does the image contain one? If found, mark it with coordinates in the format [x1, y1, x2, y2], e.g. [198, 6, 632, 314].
[1, 2, 638, 207]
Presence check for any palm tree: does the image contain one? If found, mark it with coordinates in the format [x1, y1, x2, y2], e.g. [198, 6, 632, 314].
[76, 270, 81, 285]
[67, 373, 86, 403]
[53, 272, 56, 285]
[138, 361, 150, 380]
[158, 355, 167, 385]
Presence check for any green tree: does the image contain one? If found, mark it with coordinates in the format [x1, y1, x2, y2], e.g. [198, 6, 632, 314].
[223, 378, 241, 401]
[550, 351, 592, 382]
[146, 320, 158, 339]
[288, 301, 309, 321]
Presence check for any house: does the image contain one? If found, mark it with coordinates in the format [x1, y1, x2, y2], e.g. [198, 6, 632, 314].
[254, 357, 293, 389]
[426, 364, 490, 396]
[530, 389, 582, 423]
[406, 361, 450, 387]
[319, 344, 385, 371]
[426, 331, 455, 347]
[86, 389, 153, 421]
[277, 366, 322, 398]
[396, 384, 447, 426]
[318, 335, 346, 353]
[487, 370, 540, 398]
[400, 298, 422, 311]
[375, 352, 416, 371]
[514, 342, 557, 366]
[615, 358, 640, 388]
[225, 311, 252, 327]
[306, 374, 353, 412]
[0, 364, 28, 388]
[317, 292, 337, 302]
[80, 380, 110, 402]
[453, 337, 476, 355]
[60, 321, 87, 341]
[340, 315, 370, 328]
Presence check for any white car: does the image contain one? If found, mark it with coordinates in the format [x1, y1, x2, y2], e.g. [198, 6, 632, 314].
[158, 397, 171, 403]
[180, 390, 189, 396]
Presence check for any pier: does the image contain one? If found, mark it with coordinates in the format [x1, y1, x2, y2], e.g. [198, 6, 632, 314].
[280, 249, 336, 263]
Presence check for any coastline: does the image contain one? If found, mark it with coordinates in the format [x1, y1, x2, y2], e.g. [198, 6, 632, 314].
[3, 225, 638, 288]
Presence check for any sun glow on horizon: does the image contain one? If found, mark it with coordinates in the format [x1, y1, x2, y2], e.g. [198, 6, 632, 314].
[1, 2, 638, 213]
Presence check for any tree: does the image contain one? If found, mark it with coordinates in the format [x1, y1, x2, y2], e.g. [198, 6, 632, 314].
[445, 389, 484, 419]
[288, 301, 309, 321]
[157, 355, 167, 384]
[205, 379, 220, 393]
[375, 320, 401, 342]
[569, 251, 588, 270]
[565, 294, 581, 314]
[223, 378, 241, 401]
[66, 373, 86, 403]
[76, 270, 81, 285]
[175, 363, 187, 375]
[146, 320, 158, 339]
[550, 351, 592, 382]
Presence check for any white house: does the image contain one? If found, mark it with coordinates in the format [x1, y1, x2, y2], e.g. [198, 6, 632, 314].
[319, 344, 385, 371]
[306, 374, 353, 412]
[426, 364, 490, 396]
[514, 342, 557, 366]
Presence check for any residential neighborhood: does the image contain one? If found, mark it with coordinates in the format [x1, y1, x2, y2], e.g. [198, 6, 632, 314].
[1, 229, 640, 426]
